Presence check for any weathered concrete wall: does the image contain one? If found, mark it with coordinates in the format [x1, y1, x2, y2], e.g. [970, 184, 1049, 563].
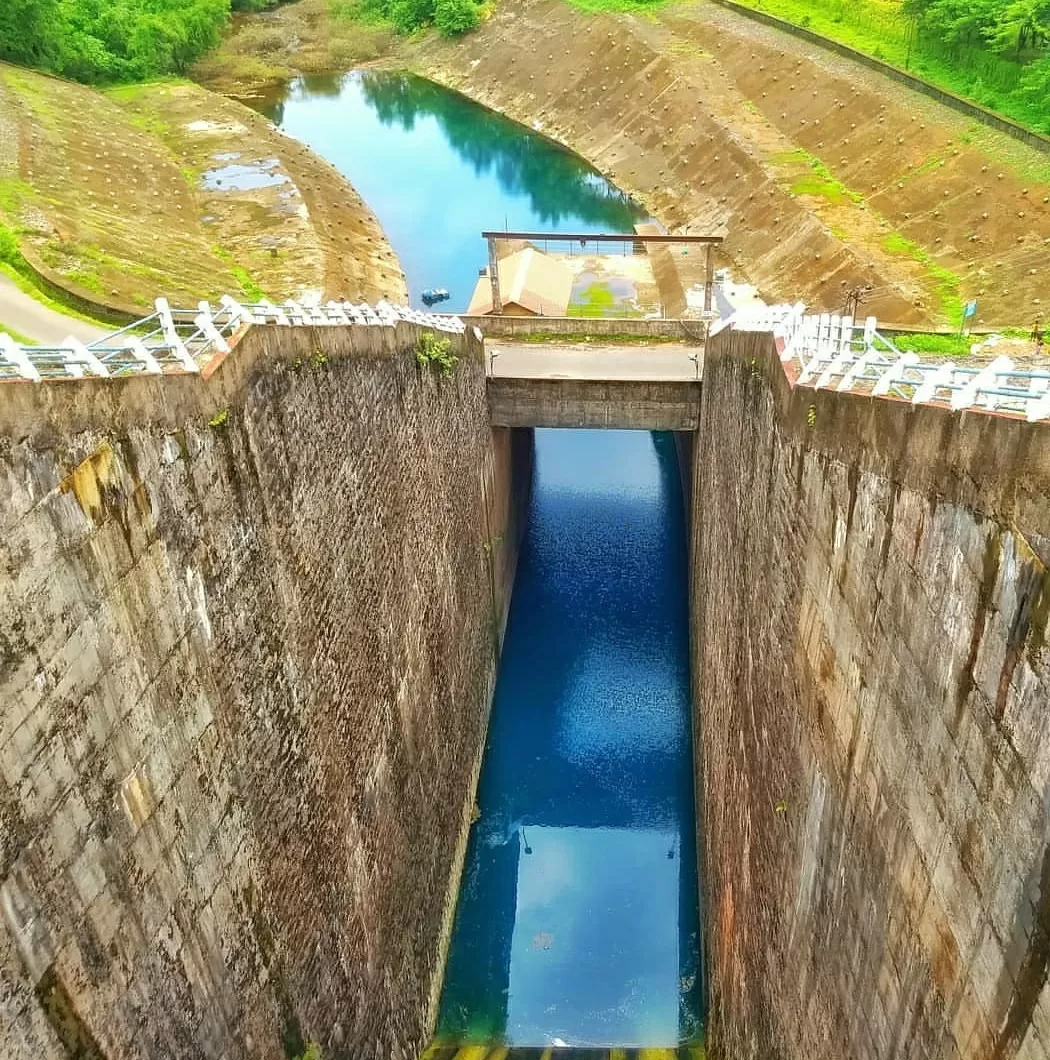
[488, 377, 701, 429]
[464, 315, 707, 342]
[0, 323, 530, 1060]
[692, 329, 1050, 1060]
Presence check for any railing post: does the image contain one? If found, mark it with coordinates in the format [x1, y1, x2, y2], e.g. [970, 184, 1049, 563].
[487, 236, 502, 315]
[704, 243, 715, 314]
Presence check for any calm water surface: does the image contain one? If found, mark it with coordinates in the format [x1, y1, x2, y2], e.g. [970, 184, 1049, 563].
[250, 71, 647, 310]
[437, 430, 703, 1048]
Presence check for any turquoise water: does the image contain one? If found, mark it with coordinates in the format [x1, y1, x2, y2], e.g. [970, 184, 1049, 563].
[251, 70, 647, 311]
[437, 429, 703, 1048]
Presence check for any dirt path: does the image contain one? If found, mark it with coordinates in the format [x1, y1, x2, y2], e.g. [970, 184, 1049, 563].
[0, 275, 109, 345]
[403, 0, 1049, 327]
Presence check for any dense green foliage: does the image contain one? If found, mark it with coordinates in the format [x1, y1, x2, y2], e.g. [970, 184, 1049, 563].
[738, 0, 1049, 132]
[0, 0, 279, 82]
[359, 0, 483, 35]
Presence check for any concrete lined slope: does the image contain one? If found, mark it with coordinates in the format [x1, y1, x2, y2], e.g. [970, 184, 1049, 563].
[692, 331, 1050, 1060]
[0, 325, 523, 1060]
[408, 0, 1049, 326]
[0, 65, 406, 316]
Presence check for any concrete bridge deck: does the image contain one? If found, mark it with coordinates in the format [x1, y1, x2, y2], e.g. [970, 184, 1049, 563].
[485, 341, 703, 430]
[486, 340, 701, 381]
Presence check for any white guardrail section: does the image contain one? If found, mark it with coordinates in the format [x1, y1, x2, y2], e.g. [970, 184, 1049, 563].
[0, 297, 468, 382]
[712, 303, 1050, 424]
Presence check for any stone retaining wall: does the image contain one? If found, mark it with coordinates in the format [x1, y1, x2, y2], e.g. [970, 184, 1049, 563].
[463, 315, 707, 342]
[0, 323, 530, 1060]
[693, 329, 1050, 1060]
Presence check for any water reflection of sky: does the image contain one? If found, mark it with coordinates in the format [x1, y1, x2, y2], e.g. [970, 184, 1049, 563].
[436, 430, 704, 1048]
[507, 827, 681, 1047]
[247, 71, 648, 310]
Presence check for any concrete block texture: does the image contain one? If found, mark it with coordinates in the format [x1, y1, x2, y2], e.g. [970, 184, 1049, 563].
[0, 323, 529, 1060]
[693, 330, 1050, 1060]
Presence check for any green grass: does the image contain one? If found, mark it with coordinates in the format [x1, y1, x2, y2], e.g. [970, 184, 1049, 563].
[507, 330, 682, 343]
[731, 0, 1050, 136]
[886, 331, 976, 356]
[564, 0, 668, 14]
[0, 215, 114, 330]
[212, 247, 267, 302]
[881, 231, 963, 323]
[770, 149, 864, 205]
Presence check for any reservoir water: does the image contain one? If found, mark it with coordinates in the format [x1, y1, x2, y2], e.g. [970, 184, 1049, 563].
[251, 71, 647, 311]
[437, 429, 703, 1048]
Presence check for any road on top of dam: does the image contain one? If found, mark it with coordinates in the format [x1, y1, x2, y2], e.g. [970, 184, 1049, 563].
[485, 341, 702, 381]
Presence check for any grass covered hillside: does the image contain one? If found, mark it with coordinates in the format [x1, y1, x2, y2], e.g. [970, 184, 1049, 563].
[719, 0, 1050, 133]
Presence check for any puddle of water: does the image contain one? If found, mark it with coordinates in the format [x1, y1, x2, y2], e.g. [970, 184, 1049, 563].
[202, 159, 288, 191]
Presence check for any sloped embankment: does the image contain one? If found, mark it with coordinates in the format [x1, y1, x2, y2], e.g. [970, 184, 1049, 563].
[0, 65, 406, 315]
[409, 0, 1050, 327]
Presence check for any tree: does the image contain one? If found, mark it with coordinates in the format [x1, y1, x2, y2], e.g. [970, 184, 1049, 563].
[0, 0, 62, 66]
[434, 0, 481, 35]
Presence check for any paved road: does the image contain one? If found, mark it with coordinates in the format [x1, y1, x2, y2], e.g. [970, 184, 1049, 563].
[0, 274, 110, 346]
[486, 341, 703, 381]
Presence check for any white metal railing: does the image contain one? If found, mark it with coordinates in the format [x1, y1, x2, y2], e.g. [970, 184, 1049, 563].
[720, 304, 1050, 424]
[0, 296, 467, 382]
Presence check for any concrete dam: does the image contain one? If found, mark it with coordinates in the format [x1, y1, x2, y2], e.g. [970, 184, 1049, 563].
[1, 312, 1049, 1060]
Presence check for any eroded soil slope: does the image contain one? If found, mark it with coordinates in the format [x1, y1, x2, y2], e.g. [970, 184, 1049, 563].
[408, 0, 1050, 327]
[0, 65, 405, 314]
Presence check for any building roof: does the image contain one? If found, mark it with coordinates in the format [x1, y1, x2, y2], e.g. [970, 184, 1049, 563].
[467, 247, 574, 316]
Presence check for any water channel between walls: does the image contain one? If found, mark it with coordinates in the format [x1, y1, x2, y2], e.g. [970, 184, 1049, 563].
[249, 74, 704, 1049]
[249, 69, 649, 312]
[437, 428, 702, 1049]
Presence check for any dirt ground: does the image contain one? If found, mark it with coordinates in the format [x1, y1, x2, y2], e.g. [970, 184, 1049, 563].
[397, 0, 1050, 328]
[0, 63, 405, 315]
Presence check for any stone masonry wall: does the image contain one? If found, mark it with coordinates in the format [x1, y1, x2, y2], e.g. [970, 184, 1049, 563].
[0, 323, 528, 1060]
[692, 330, 1050, 1060]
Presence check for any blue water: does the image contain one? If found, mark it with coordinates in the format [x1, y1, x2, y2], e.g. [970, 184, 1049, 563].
[251, 71, 648, 311]
[437, 429, 703, 1048]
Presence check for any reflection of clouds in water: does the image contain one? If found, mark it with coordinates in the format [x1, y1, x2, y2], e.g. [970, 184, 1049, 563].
[506, 826, 681, 1046]
[433, 429, 701, 1045]
[557, 640, 687, 766]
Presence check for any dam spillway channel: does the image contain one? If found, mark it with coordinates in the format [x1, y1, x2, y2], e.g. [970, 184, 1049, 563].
[434, 428, 704, 1050]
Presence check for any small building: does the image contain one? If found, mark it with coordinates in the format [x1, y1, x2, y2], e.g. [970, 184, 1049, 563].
[467, 247, 574, 317]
